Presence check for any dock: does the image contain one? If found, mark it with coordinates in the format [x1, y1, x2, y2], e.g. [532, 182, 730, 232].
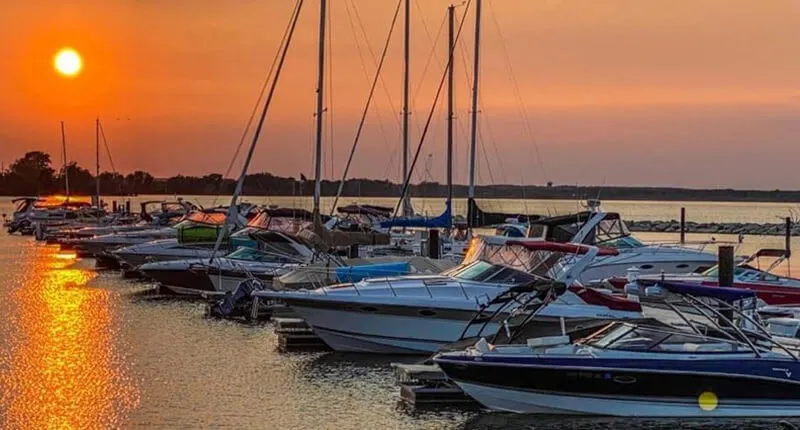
[272, 317, 329, 352]
[391, 362, 476, 406]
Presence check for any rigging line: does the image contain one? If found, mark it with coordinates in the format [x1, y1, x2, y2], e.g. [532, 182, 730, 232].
[477, 121, 496, 186]
[486, 0, 547, 182]
[210, 0, 304, 261]
[97, 120, 116, 174]
[348, 0, 402, 130]
[212, 2, 297, 206]
[480, 108, 507, 184]
[389, 0, 473, 222]
[409, 8, 448, 134]
[330, 0, 403, 215]
[343, 0, 398, 186]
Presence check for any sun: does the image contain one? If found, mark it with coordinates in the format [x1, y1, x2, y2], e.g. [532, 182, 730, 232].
[54, 48, 83, 77]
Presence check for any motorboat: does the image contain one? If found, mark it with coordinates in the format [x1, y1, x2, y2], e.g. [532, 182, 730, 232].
[4, 197, 94, 234]
[525, 199, 717, 282]
[48, 199, 197, 245]
[608, 248, 800, 306]
[256, 238, 643, 354]
[112, 206, 303, 269]
[435, 281, 800, 417]
[138, 230, 319, 296]
[68, 205, 252, 260]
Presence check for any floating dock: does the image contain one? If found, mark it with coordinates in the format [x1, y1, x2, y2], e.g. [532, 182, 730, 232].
[391, 362, 476, 406]
[272, 317, 329, 351]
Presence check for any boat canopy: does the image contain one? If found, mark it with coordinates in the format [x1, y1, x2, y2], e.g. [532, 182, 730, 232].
[246, 207, 325, 235]
[378, 200, 452, 229]
[461, 237, 590, 279]
[467, 199, 543, 228]
[530, 211, 629, 245]
[658, 280, 756, 302]
[337, 204, 393, 218]
[184, 211, 227, 225]
[505, 240, 619, 256]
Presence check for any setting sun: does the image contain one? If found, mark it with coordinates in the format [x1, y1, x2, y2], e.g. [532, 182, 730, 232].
[53, 48, 82, 77]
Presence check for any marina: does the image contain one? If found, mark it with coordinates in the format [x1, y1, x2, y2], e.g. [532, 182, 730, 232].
[2, 0, 800, 427]
[4, 197, 800, 428]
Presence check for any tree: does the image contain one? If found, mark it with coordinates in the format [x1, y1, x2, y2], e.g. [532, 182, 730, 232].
[8, 151, 55, 195]
[125, 171, 154, 194]
[56, 162, 95, 195]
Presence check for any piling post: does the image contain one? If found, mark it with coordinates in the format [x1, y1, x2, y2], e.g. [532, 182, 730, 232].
[125, 201, 131, 214]
[718, 245, 735, 325]
[112, 201, 118, 212]
[718, 245, 734, 287]
[428, 229, 440, 259]
[786, 217, 792, 258]
[679, 207, 686, 244]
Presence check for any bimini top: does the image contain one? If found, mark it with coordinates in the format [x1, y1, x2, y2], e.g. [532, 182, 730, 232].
[337, 204, 393, 218]
[184, 211, 227, 225]
[505, 240, 619, 256]
[657, 280, 756, 302]
[246, 207, 326, 233]
[530, 211, 620, 227]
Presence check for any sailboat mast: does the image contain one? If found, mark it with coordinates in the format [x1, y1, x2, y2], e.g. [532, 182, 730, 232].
[95, 117, 101, 208]
[401, 0, 411, 216]
[312, 0, 327, 216]
[446, 5, 455, 205]
[60, 121, 70, 201]
[467, 0, 481, 229]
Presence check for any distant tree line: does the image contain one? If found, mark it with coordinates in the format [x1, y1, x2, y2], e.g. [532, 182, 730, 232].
[1, 151, 800, 203]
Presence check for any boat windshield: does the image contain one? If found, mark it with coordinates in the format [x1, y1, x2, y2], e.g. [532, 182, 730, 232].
[445, 260, 539, 285]
[701, 264, 775, 280]
[593, 217, 632, 246]
[14, 199, 34, 212]
[227, 247, 300, 264]
[584, 322, 752, 353]
[599, 235, 644, 249]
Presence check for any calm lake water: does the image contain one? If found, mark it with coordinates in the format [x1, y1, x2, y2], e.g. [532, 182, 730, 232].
[1, 197, 800, 428]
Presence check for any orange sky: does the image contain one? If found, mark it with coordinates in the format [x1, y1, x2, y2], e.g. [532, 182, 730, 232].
[1, 0, 798, 189]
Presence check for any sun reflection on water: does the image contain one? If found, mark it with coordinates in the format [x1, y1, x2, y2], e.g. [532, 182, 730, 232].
[0, 244, 138, 429]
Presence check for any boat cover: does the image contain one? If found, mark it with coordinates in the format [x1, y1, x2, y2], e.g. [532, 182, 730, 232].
[379, 200, 452, 229]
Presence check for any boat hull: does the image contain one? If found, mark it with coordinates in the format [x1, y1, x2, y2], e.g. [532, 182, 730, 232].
[140, 267, 217, 295]
[452, 382, 800, 417]
[283, 299, 605, 354]
[437, 356, 800, 417]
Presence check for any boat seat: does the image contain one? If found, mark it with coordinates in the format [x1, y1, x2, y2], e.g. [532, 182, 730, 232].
[527, 335, 570, 348]
[657, 342, 735, 352]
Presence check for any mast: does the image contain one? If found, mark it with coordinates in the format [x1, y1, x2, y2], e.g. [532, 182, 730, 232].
[401, 0, 411, 216]
[60, 121, 70, 201]
[312, 0, 327, 218]
[95, 117, 101, 208]
[208, 0, 304, 262]
[446, 5, 455, 205]
[467, 0, 481, 229]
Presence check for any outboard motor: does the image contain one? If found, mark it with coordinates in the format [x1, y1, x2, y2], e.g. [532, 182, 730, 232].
[208, 278, 266, 320]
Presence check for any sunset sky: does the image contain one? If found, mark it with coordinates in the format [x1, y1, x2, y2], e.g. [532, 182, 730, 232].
[1, 0, 798, 189]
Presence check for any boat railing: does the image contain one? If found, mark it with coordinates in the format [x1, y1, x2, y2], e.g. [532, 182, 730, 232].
[639, 240, 738, 253]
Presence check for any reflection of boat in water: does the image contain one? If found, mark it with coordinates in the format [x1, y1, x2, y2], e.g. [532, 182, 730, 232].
[435, 281, 800, 417]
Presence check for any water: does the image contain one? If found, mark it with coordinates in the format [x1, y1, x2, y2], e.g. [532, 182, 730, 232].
[1, 197, 800, 429]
